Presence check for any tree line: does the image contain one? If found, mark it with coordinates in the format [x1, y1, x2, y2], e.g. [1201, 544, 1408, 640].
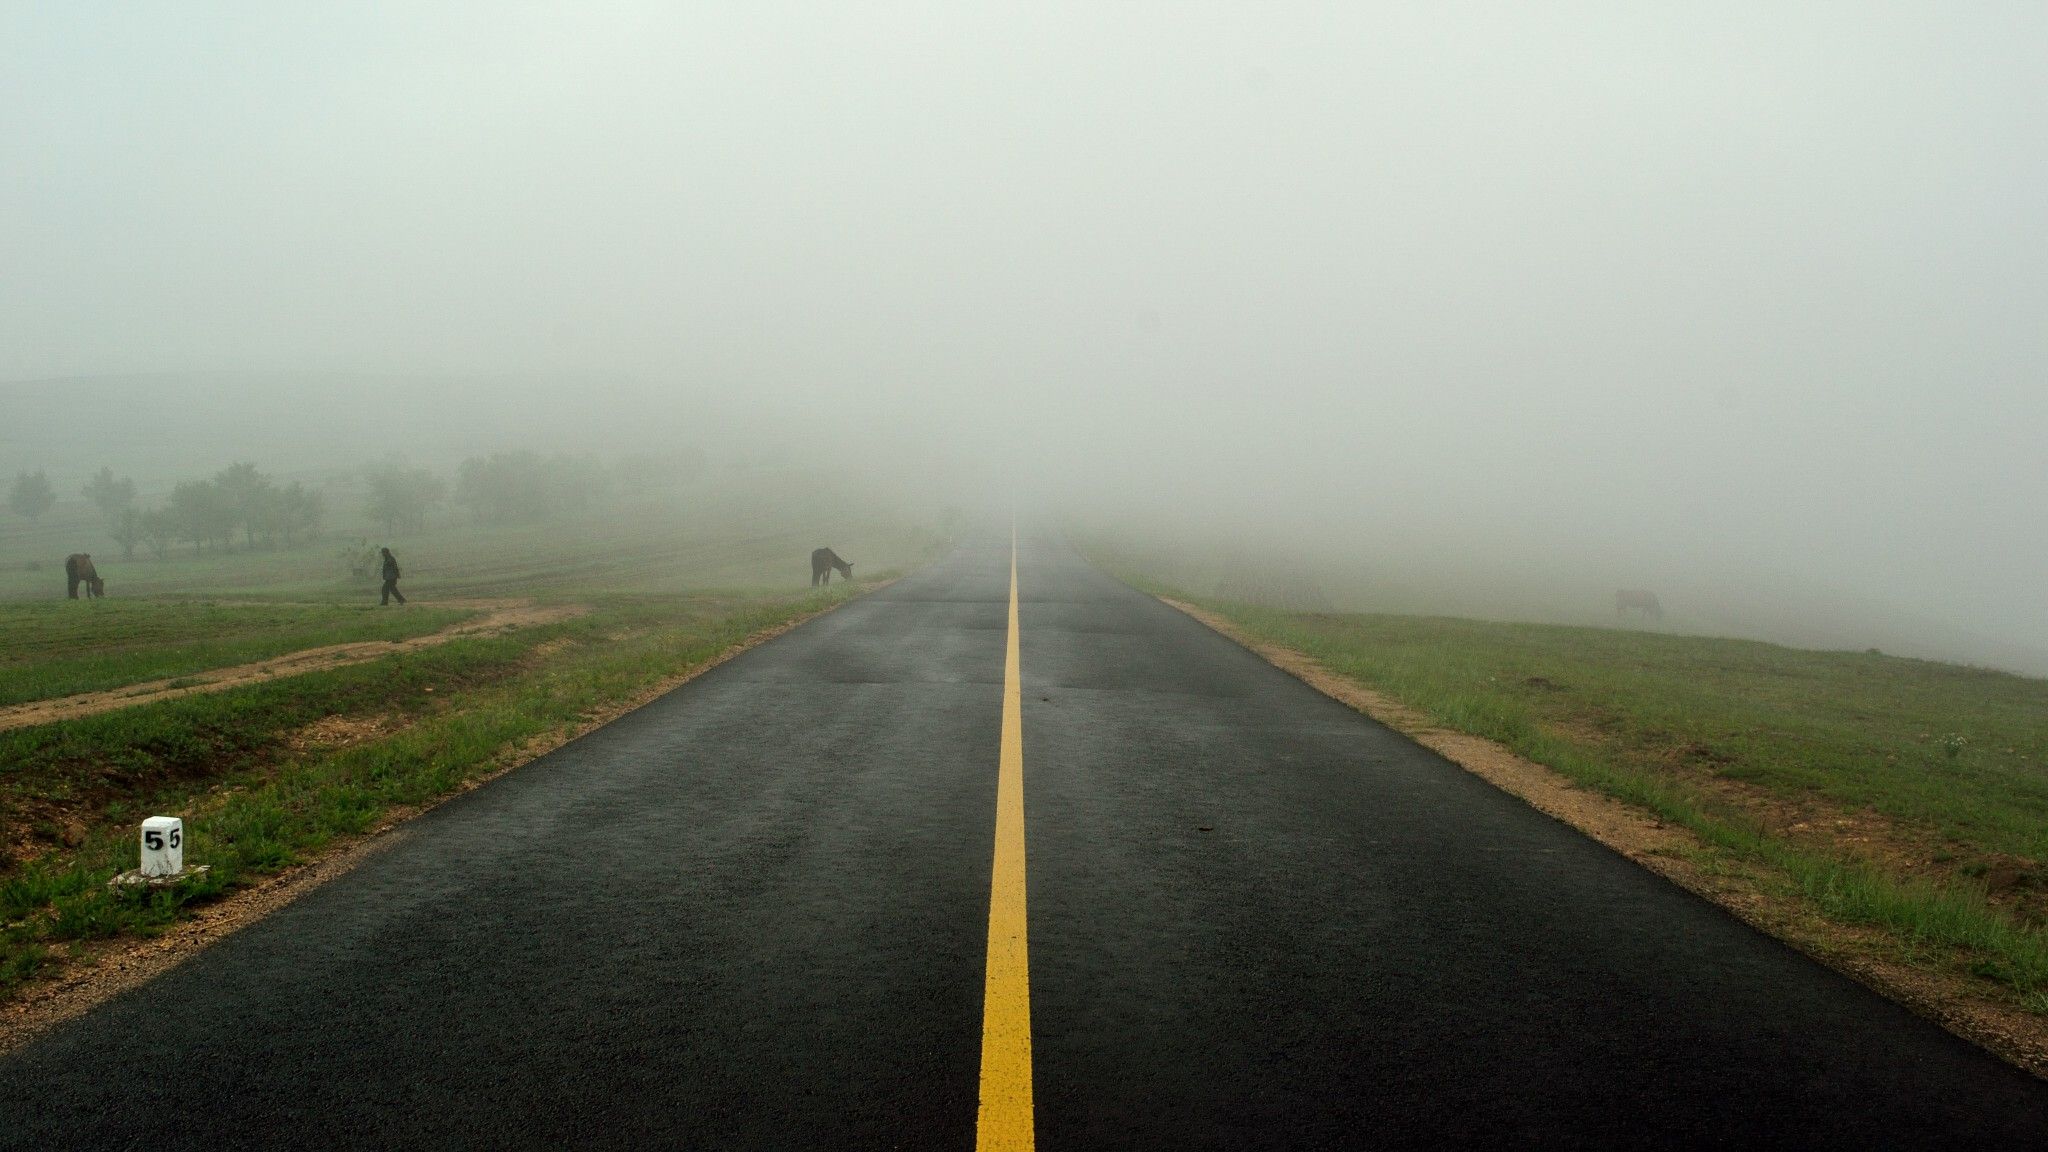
[6, 446, 705, 561]
[7, 464, 326, 560]
[124, 464, 325, 560]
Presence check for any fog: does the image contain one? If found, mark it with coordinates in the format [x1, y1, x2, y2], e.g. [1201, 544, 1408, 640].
[5, 5, 2046, 670]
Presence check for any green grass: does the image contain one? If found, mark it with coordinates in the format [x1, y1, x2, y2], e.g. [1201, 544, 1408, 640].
[1105, 561, 2048, 1008]
[0, 600, 473, 706]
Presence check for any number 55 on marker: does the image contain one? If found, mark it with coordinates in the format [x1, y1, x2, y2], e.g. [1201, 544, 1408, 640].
[141, 816, 184, 877]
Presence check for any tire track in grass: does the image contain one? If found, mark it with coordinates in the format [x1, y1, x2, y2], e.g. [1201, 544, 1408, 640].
[0, 600, 585, 733]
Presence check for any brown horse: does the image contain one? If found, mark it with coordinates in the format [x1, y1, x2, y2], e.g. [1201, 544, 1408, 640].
[65, 553, 105, 599]
[811, 547, 853, 586]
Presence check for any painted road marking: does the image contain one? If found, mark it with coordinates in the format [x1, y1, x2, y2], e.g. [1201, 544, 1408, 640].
[976, 535, 1034, 1150]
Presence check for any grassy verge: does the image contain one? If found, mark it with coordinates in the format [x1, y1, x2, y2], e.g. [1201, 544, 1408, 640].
[1105, 562, 2048, 1015]
[0, 583, 871, 1002]
[0, 601, 475, 706]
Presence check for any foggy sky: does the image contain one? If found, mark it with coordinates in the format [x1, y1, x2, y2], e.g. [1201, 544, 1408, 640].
[5, 4, 2046, 663]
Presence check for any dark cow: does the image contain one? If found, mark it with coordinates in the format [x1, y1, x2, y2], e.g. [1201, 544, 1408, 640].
[810, 547, 853, 587]
[65, 553, 105, 600]
[1615, 589, 1662, 621]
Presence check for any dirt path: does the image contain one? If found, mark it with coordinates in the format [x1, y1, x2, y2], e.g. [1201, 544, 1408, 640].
[0, 600, 586, 733]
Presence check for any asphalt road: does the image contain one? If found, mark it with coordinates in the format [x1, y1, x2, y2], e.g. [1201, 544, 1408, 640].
[4, 533, 2045, 1149]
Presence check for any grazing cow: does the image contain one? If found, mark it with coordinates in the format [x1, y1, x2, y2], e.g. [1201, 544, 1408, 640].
[1615, 589, 1662, 621]
[65, 553, 104, 600]
[810, 547, 853, 587]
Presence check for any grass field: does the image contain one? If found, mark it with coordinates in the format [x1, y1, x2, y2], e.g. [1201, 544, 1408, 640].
[1095, 556, 2048, 1015]
[0, 482, 945, 1001]
[0, 601, 474, 706]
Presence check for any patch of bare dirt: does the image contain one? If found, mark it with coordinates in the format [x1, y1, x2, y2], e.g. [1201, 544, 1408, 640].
[523, 636, 579, 662]
[0, 586, 884, 1058]
[0, 599, 587, 734]
[284, 713, 402, 753]
[1160, 597, 2048, 1082]
[4, 806, 86, 865]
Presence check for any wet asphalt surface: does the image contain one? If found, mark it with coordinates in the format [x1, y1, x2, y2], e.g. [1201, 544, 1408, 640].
[3, 533, 2046, 1149]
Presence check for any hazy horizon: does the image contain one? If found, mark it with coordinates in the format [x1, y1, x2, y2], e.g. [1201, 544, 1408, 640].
[5, 5, 2045, 671]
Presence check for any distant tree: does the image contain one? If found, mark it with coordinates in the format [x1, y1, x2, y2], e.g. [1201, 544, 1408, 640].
[167, 479, 234, 553]
[6, 470, 55, 521]
[454, 453, 529, 524]
[81, 466, 138, 516]
[364, 465, 446, 536]
[213, 462, 278, 549]
[551, 455, 608, 514]
[138, 506, 177, 561]
[109, 506, 144, 561]
[454, 451, 610, 525]
[272, 482, 325, 547]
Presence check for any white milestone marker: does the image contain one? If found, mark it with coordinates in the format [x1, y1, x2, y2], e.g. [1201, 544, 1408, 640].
[140, 816, 183, 878]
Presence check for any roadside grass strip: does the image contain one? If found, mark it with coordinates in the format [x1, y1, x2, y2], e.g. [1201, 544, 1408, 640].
[0, 587, 862, 1001]
[1503, 717, 2048, 1006]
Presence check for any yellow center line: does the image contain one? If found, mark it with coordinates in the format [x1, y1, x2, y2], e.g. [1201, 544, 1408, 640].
[976, 531, 1034, 1150]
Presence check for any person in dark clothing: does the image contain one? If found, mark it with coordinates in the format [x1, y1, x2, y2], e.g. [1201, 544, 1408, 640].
[379, 547, 406, 605]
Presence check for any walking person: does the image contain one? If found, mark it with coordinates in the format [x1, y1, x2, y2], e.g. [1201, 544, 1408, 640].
[379, 547, 406, 605]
